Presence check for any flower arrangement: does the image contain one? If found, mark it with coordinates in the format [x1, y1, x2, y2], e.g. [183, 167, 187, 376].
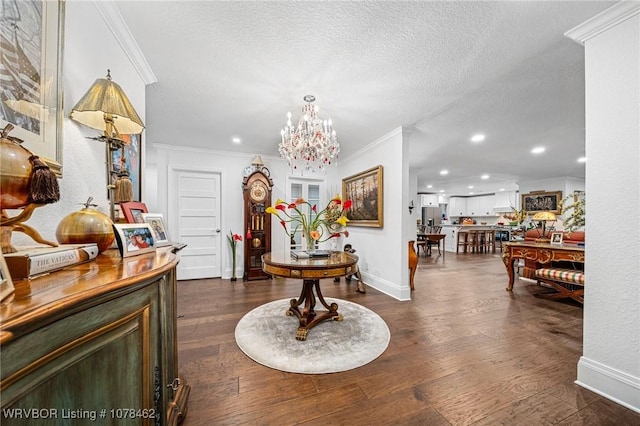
[505, 206, 528, 225]
[266, 195, 352, 250]
[227, 230, 242, 281]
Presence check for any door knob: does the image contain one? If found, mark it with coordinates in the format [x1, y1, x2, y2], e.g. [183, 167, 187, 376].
[215, 229, 221, 233]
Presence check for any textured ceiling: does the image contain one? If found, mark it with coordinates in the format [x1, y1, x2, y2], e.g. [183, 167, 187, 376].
[115, 0, 615, 196]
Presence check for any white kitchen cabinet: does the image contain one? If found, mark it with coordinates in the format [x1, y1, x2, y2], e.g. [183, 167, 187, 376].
[477, 195, 495, 216]
[421, 194, 439, 207]
[448, 197, 466, 217]
[466, 197, 480, 216]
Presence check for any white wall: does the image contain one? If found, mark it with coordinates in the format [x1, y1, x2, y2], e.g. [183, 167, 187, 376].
[10, 1, 147, 247]
[333, 127, 412, 301]
[568, 3, 640, 412]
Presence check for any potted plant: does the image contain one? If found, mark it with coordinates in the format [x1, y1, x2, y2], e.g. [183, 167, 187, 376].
[227, 231, 242, 281]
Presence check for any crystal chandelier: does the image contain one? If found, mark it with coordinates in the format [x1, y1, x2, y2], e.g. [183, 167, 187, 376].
[278, 95, 339, 172]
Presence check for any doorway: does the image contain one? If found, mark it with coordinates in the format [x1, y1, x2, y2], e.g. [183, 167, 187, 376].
[170, 167, 222, 280]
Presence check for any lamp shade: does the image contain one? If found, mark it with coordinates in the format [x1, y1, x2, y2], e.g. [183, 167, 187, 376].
[70, 71, 144, 135]
[532, 211, 557, 221]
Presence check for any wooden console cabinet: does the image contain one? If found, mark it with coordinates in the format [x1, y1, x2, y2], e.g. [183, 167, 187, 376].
[0, 248, 189, 425]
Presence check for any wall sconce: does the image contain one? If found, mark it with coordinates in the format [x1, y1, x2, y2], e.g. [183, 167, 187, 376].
[409, 200, 415, 214]
[70, 70, 144, 220]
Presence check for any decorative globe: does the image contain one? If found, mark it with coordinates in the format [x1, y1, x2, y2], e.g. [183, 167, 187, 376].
[56, 198, 115, 253]
[0, 128, 34, 209]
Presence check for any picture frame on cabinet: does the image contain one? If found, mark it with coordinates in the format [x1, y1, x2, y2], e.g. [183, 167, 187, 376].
[0, 254, 15, 302]
[521, 191, 563, 215]
[342, 165, 384, 228]
[141, 213, 171, 247]
[112, 223, 156, 258]
[0, 0, 65, 176]
[121, 201, 148, 223]
[550, 232, 563, 245]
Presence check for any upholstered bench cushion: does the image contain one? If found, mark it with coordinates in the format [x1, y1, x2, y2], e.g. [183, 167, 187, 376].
[534, 268, 584, 285]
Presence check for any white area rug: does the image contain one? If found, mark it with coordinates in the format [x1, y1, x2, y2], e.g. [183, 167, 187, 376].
[235, 298, 390, 374]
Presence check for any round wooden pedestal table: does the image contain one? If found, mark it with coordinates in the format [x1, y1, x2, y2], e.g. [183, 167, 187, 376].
[262, 251, 358, 341]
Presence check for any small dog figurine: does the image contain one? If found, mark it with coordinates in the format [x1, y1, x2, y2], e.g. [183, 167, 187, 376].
[334, 244, 366, 293]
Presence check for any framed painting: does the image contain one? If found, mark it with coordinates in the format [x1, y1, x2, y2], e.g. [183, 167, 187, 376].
[141, 212, 171, 246]
[121, 201, 148, 224]
[112, 133, 142, 201]
[521, 191, 563, 215]
[0, 0, 65, 176]
[342, 165, 384, 228]
[0, 254, 15, 302]
[112, 223, 156, 258]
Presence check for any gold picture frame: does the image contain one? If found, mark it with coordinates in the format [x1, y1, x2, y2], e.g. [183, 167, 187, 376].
[0, 254, 15, 302]
[0, 0, 65, 176]
[342, 165, 384, 228]
[521, 191, 563, 215]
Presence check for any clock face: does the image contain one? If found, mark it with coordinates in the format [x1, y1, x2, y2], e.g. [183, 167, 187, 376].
[250, 183, 267, 202]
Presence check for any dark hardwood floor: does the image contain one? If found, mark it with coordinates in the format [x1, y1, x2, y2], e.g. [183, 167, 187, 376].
[176, 250, 639, 425]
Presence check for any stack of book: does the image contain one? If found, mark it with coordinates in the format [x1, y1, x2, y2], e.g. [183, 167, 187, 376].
[4, 243, 100, 280]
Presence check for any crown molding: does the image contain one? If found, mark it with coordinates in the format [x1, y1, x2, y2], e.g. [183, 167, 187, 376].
[93, 0, 157, 85]
[565, 0, 640, 45]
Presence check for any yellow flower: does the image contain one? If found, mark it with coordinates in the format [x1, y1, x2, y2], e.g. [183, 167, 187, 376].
[266, 194, 353, 243]
[336, 216, 349, 227]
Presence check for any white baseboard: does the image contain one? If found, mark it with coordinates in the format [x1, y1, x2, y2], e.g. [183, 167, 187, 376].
[576, 356, 640, 413]
[360, 272, 411, 301]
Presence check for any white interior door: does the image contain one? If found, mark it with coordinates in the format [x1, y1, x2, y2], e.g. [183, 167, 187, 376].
[173, 169, 221, 280]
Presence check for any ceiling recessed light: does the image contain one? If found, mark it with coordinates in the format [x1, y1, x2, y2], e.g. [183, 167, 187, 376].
[469, 192, 475, 195]
[470, 134, 485, 143]
[427, 184, 433, 188]
[440, 169, 449, 175]
[468, 185, 474, 189]
[439, 189, 445, 193]
[531, 146, 546, 154]
[481, 174, 489, 179]
[499, 188, 505, 191]
[577, 156, 587, 163]
[232, 137, 241, 144]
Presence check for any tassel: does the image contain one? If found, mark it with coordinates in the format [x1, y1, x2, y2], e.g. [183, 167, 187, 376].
[114, 170, 133, 203]
[28, 155, 60, 204]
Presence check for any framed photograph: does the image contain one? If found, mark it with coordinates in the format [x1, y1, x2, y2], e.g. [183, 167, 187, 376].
[0, 254, 15, 302]
[342, 165, 384, 228]
[141, 213, 171, 246]
[0, 0, 65, 176]
[550, 232, 564, 245]
[121, 201, 148, 223]
[112, 133, 142, 201]
[521, 191, 563, 214]
[112, 223, 156, 258]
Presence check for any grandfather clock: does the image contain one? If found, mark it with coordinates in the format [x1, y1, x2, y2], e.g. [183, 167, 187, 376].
[242, 159, 273, 281]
